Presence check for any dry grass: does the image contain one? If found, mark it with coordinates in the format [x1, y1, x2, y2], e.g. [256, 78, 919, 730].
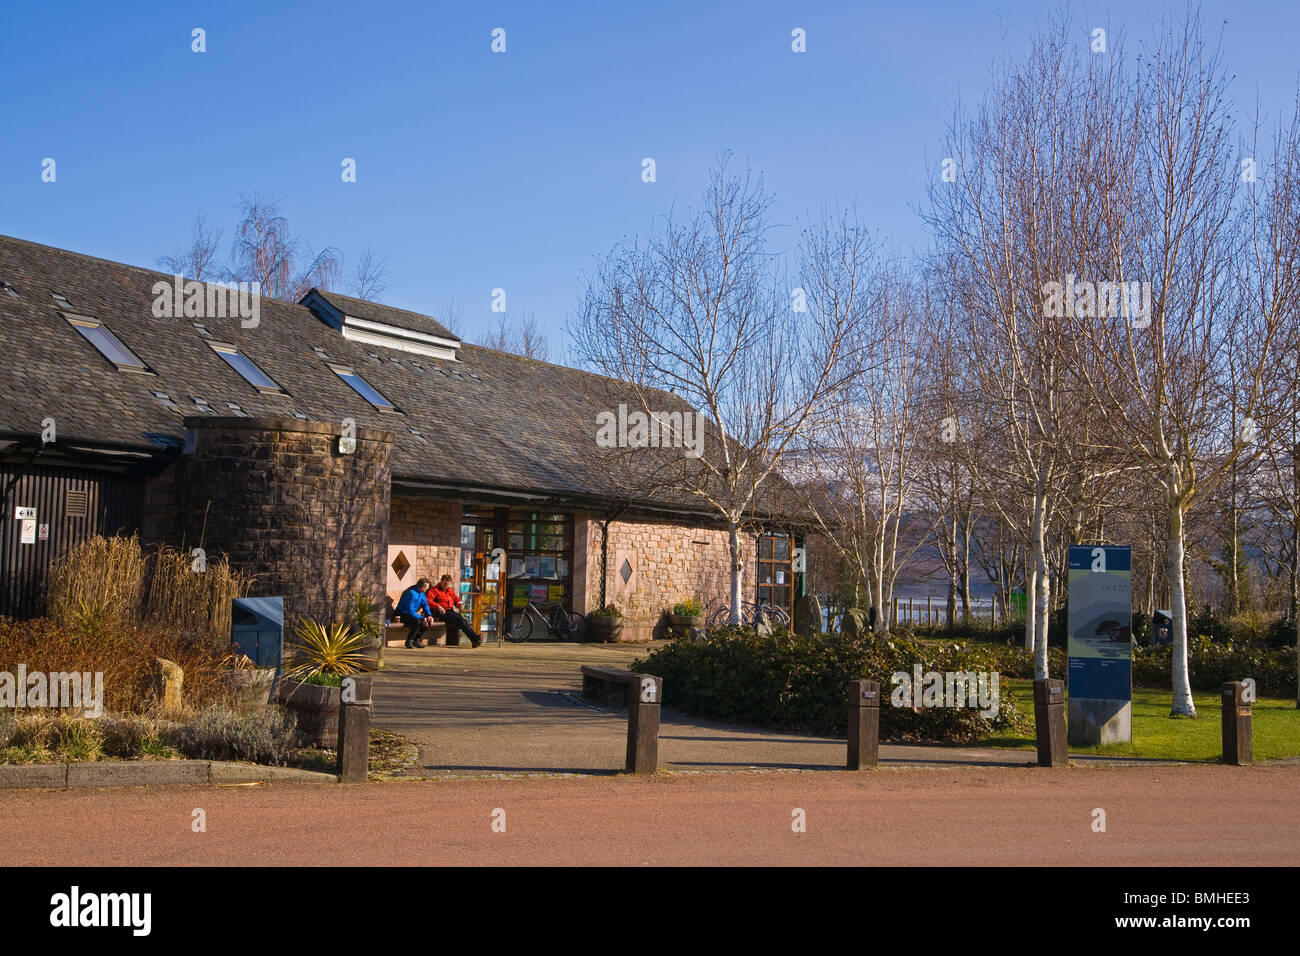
[47, 536, 253, 642]
[46, 534, 147, 628]
[144, 545, 253, 640]
[5, 534, 256, 715]
[0, 616, 231, 715]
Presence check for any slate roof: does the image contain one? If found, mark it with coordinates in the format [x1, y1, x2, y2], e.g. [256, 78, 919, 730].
[0, 234, 801, 525]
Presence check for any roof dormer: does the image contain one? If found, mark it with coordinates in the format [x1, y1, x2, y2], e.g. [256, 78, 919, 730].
[300, 288, 460, 361]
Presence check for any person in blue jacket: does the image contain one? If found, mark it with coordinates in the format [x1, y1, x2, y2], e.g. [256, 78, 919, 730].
[395, 578, 436, 648]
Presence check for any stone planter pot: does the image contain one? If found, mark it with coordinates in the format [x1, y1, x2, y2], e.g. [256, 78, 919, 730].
[361, 631, 385, 670]
[587, 616, 624, 643]
[668, 614, 703, 630]
[219, 668, 277, 716]
[278, 675, 373, 746]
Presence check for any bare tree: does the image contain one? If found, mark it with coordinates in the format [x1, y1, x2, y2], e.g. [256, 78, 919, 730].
[925, 18, 1118, 677]
[158, 216, 223, 281]
[440, 297, 465, 338]
[349, 246, 391, 301]
[227, 193, 341, 301]
[571, 157, 862, 623]
[476, 310, 549, 360]
[1072, 14, 1297, 715]
[796, 263, 929, 635]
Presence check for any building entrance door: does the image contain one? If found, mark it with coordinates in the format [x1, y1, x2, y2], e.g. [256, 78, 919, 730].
[461, 521, 504, 643]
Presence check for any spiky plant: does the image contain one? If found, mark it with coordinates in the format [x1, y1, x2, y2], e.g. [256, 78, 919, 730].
[344, 592, 382, 641]
[284, 618, 373, 680]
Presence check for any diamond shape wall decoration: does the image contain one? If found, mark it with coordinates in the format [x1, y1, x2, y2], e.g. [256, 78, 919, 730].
[391, 550, 411, 581]
[619, 558, 633, 584]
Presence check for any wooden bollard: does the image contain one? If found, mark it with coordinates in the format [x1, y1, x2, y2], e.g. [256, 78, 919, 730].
[625, 674, 662, 774]
[1221, 681, 1253, 766]
[337, 674, 373, 783]
[1033, 678, 1068, 767]
[846, 679, 881, 770]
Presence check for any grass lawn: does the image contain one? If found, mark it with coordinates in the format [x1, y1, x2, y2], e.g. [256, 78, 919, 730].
[983, 679, 1300, 761]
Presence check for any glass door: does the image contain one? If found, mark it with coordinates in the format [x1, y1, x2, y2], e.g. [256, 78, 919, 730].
[462, 522, 504, 643]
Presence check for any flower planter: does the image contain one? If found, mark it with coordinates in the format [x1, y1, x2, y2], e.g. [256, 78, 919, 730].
[587, 616, 624, 643]
[668, 614, 703, 630]
[219, 668, 277, 716]
[277, 675, 372, 747]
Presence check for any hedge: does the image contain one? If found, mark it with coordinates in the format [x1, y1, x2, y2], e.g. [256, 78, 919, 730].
[633, 627, 1032, 742]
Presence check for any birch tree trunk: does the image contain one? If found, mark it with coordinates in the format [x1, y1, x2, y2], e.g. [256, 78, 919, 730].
[1166, 496, 1196, 716]
[728, 522, 744, 627]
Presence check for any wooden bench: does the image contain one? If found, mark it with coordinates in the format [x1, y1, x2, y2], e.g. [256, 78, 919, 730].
[581, 665, 641, 707]
[385, 621, 448, 647]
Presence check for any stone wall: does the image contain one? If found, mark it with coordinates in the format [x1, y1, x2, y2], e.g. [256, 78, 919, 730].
[142, 417, 392, 626]
[578, 515, 757, 641]
[387, 495, 461, 616]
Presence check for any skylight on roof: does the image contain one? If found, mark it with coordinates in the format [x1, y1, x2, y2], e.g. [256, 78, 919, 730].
[66, 316, 151, 373]
[51, 292, 74, 308]
[328, 364, 397, 411]
[209, 343, 284, 394]
[190, 396, 215, 414]
[1, 282, 19, 298]
[150, 390, 182, 413]
[193, 323, 212, 337]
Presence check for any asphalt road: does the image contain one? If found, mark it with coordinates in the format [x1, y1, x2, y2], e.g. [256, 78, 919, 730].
[2, 763, 1296, 866]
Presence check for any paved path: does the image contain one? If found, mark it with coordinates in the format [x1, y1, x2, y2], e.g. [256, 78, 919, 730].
[369, 641, 1151, 775]
[2, 764, 1297, 865]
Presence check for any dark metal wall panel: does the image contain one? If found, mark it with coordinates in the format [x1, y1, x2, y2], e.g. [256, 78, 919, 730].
[0, 464, 145, 618]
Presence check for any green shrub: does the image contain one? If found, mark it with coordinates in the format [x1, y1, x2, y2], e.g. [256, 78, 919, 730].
[297, 672, 342, 687]
[633, 627, 1034, 742]
[1265, 616, 1298, 650]
[1189, 605, 1233, 644]
[1132, 638, 1296, 698]
[671, 599, 703, 617]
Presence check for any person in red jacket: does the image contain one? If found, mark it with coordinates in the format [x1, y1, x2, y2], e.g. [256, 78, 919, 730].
[429, 574, 481, 647]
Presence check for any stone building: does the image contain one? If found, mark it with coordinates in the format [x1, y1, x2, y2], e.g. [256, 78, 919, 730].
[0, 234, 807, 641]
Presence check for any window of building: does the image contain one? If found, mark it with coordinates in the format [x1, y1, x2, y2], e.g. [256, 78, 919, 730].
[66, 316, 151, 372]
[505, 512, 574, 610]
[209, 342, 284, 393]
[225, 402, 249, 417]
[190, 396, 215, 414]
[328, 364, 397, 410]
[756, 533, 795, 612]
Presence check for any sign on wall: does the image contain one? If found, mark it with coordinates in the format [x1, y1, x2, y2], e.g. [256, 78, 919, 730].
[1067, 545, 1132, 702]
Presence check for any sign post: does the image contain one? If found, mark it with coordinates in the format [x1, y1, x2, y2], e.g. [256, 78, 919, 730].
[1067, 545, 1133, 745]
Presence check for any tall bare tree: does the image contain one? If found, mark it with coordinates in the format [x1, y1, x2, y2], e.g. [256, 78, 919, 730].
[227, 194, 341, 301]
[157, 216, 223, 281]
[348, 246, 391, 301]
[1073, 14, 1297, 715]
[571, 158, 863, 624]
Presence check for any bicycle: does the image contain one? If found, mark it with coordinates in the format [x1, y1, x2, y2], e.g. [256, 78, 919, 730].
[504, 601, 586, 642]
[708, 602, 791, 630]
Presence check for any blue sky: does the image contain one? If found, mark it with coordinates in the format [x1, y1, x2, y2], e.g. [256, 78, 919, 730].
[3, 0, 1299, 362]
